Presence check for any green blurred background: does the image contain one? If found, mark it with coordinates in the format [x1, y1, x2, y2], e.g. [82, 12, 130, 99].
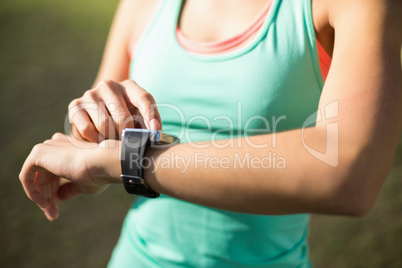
[0, 0, 401, 267]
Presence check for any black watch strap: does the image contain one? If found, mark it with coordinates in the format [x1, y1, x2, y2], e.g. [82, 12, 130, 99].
[121, 131, 160, 198]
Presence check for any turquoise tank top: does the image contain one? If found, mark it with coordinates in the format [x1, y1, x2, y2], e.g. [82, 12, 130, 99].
[108, 0, 323, 267]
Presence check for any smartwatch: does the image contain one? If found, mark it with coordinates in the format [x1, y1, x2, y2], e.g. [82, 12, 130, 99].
[120, 128, 180, 198]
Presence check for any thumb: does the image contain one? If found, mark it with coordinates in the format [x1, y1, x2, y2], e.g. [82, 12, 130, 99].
[58, 182, 108, 200]
[57, 182, 83, 200]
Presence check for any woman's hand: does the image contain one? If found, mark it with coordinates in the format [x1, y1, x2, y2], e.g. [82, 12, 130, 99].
[19, 133, 121, 221]
[68, 80, 162, 142]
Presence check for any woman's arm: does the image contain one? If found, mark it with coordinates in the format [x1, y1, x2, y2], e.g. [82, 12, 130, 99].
[70, 0, 162, 141]
[17, 0, 162, 221]
[19, 0, 402, 220]
[142, 0, 402, 216]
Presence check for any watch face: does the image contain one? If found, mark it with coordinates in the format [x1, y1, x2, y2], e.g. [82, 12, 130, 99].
[122, 128, 180, 146]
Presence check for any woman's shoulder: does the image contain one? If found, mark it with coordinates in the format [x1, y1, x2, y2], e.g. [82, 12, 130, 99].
[313, 0, 401, 58]
[121, 0, 163, 36]
[92, 0, 163, 82]
[326, 0, 402, 27]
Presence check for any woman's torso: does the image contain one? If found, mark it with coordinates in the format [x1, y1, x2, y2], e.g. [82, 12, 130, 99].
[108, 0, 331, 267]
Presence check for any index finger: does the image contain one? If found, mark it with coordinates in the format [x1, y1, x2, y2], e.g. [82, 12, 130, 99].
[96, 80, 135, 137]
[120, 80, 162, 130]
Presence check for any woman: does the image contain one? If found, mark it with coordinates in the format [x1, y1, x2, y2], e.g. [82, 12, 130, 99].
[20, 0, 402, 267]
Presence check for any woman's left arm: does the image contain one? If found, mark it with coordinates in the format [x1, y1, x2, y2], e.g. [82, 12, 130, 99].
[142, 0, 402, 216]
[20, 0, 402, 220]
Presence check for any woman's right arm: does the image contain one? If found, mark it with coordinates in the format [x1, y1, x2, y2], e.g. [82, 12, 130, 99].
[93, 0, 160, 84]
[17, 1, 163, 221]
[69, 0, 163, 141]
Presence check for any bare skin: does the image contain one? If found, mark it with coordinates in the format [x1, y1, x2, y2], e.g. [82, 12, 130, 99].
[19, 0, 402, 221]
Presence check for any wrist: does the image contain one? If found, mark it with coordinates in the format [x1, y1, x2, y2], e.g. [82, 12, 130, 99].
[88, 140, 122, 184]
[143, 145, 168, 191]
[119, 128, 180, 197]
